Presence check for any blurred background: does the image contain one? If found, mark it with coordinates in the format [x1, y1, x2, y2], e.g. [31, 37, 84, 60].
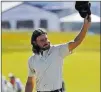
[1, 1, 100, 92]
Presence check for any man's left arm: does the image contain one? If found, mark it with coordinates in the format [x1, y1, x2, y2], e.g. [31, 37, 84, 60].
[68, 15, 91, 52]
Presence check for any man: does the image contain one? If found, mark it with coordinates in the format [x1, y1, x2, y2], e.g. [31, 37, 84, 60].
[25, 14, 91, 92]
[7, 73, 23, 92]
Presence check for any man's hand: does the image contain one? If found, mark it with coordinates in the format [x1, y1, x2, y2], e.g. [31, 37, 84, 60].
[84, 15, 91, 28]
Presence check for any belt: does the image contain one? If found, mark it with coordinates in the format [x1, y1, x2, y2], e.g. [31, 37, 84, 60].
[37, 88, 63, 92]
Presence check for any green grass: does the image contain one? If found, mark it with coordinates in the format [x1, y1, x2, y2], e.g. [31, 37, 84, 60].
[2, 31, 100, 92]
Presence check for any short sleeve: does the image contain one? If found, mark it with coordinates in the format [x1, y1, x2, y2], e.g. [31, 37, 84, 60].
[56, 42, 71, 58]
[28, 57, 36, 77]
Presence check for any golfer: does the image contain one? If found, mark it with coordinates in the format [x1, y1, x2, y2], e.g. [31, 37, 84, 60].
[25, 15, 91, 92]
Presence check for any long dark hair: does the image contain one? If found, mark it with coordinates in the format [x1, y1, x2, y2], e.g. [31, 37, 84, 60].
[31, 28, 47, 54]
[32, 43, 41, 54]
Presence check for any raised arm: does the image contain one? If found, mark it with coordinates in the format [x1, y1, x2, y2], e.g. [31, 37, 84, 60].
[68, 15, 91, 51]
[25, 76, 35, 92]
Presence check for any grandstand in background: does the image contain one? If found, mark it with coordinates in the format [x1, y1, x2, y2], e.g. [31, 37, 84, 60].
[1, 1, 101, 34]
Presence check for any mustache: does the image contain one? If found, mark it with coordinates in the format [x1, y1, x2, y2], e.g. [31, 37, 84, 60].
[43, 44, 48, 47]
[43, 42, 50, 47]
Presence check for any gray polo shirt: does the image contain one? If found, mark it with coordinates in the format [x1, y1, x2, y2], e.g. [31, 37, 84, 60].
[28, 42, 71, 91]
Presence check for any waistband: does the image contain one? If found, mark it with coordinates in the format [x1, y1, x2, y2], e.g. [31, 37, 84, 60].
[37, 88, 63, 92]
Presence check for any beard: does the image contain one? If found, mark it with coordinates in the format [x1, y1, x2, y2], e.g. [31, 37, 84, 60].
[40, 42, 50, 51]
[32, 42, 50, 54]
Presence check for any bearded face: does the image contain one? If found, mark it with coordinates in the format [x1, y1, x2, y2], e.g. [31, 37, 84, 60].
[32, 34, 50, 51]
